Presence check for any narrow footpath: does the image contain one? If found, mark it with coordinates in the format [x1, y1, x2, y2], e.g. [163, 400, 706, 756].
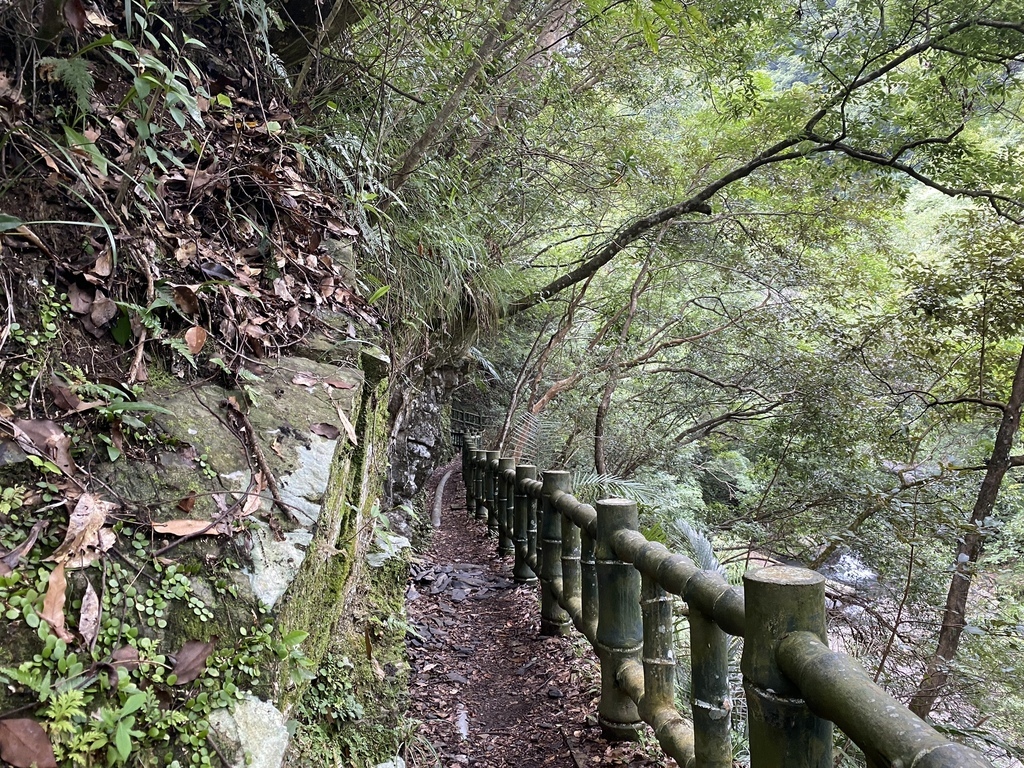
[405, 465, 669, 768]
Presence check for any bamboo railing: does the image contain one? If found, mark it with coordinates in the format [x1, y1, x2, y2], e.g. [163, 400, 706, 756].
[459, 436, 994, 768]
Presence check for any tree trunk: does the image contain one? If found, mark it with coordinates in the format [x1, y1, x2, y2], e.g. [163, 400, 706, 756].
[909, 344, 1024, 718]
[389, 0, 526, 196]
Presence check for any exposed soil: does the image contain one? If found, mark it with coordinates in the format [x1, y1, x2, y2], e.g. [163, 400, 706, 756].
[405, 465, 672, 768]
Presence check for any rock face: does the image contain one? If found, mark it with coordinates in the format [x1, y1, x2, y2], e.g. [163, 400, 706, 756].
[0, 340, 391, 766]
[209, 695, 291, 768]
[385, 364, 465, 528]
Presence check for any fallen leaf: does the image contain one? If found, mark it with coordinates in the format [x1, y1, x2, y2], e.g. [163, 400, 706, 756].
[90, 292, 118, 327]
[199, 262, 235, 281]
[310, 422, 340, 439]
[67, 283, 93, 315]
[85, 8, 113, 26]
[64, 527, 115, 569]
[184, 326, 208, 355]
[63, 0, 86, 32]
[172, 285, 200, 315]
[335, 405, 358, 446]
[0, 520, 48, 572]
[286, 306, 301, 327]
[40, 562, 74, 642]
[326, 378, 355, 389]
[152, 519, 229, 537]
[51, 493, 115, 562]
[177, 493, 197, 513]
[171, 639, 215, 684]
[91, 250, 112, 277]
[101, 645, 140, 685]
[0, 403, 11, 418]
[48, 376, 82, 412]
[291, 372, 318, 387]
[0, 718, 58, 768]
[14, 418, 76, 475]
[79, 578, 100, 648]
[175, 241, 197, 265]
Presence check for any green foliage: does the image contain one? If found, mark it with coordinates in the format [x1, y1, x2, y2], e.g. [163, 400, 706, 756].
[39, 57, 95, 114]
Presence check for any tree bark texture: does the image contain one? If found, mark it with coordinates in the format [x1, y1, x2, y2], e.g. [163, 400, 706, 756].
[909, 345, 1024, 718]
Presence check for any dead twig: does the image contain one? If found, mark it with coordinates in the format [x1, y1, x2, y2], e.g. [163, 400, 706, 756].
[222, 396, 299, 525]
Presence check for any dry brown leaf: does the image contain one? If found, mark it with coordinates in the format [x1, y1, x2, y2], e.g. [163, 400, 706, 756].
[286, 306, 301, 327]
[177, 493, 197, 513]
[50, 493, 115, 562]
[152, 519, 230, 537]
[0, 403, 12, 419]
[291, 372, 318, 387]
[85, 8, 113, 26]
[14, 418, 76, 475]
[63, 0, 86, 32]
[91, 250, 112, 277]
[64, 527, 115, 570]
[0, 72, 25, 108]
[41, 562, 74, 642]
[79, 578, 100, 648]
[172, 285, 200, 314]
[67, 283, 93, 315]
[334, 405, 358, 446]
[0, 520, 47, 572]
[326, 378, 355, 390]
[0, 718, 58, 768]
[48, 376, 82, 412]
[310, 422, 340, 440]
[184, 326, 208, 355]
[90, 292, 118, 327]
[175, 241, 198, 265]
[171, 639, 216, 685]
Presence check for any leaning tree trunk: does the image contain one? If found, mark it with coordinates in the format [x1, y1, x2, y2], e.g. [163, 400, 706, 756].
[909, 344, 1024, 718]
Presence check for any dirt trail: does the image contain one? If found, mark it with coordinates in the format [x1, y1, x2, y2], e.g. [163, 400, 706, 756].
[404, 467, 668, 768]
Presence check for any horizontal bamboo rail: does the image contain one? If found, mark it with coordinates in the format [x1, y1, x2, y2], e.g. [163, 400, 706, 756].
[460, 435, 994, 768]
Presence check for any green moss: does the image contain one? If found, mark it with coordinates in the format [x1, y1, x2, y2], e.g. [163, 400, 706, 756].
[286, 555, 411, 768]
[274, 355, 390, 708]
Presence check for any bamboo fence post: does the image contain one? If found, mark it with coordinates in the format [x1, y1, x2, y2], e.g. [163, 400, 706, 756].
[595, 498, 643, 739]
[561, 497, 582, 626]
[690, 606, 732, 767]
[463, 436, 477, 514]
[742, 566, 832, 768]
[581, 521, 598, 642]
[485, 449, 499, 536]
[640, 574, 689, 748]
[527, 475, 539, 574]
[513, 465, 538, 583]
[539, 471, 572, 636]
[473, 449, 486, 521]
[498, 457, 516, 556]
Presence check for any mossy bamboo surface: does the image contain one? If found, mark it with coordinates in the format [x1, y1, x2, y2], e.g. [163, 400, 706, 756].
[497, 458, 516, 556]
[462, 437, 478, 514]
[689, 607, 731, 768]
[473, 450, 486, 521]
[580, 526, 598, 642]
[742, 567, 831, 768]
[612, 530, 745, 637]
[485, 450, 500, 536]
[641, 574, 697, 766]
[513, 465, 538, 583]
[539, 471, 572, 636]
[561, 511, 583, 631]
[595, 498, 643, 739]
[778, 632, 993, 768]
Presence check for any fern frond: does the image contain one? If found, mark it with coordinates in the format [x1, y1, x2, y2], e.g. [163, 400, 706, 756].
[571, 471, 661, 506]
[40, 57, 94, 113]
